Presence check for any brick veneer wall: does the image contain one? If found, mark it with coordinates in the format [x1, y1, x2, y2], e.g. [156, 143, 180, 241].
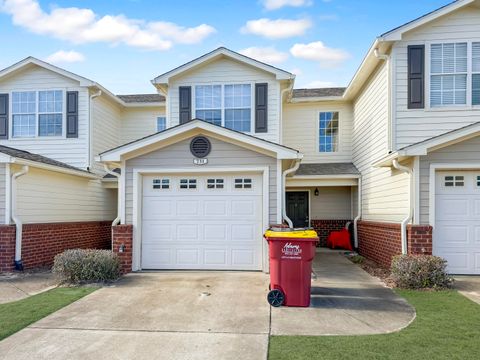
[0, 221, 111, 272]
[112, 225, 133, 274]
[311, 219, 352, 247]
[357, 221, 434, 268]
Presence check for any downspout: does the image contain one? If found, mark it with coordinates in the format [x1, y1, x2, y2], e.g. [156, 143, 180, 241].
[279, 79, 294, 144]
[393, 159, 413, 255]
[282, 158, 302, 228]
[104, 164, 121, 226]
[88, 90, 102, 170]
[353, 177, 362, 249]
[11, 165, 29, 270]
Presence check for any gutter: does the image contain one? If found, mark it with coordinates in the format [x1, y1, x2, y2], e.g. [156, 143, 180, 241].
[279, 79, 294, 144]
[11, 165, 29, 270]
[392, 159, 413, 254]
[282, 158, 302, 228]
[104, 164, 121, 226]
[353, 177, 362, 249]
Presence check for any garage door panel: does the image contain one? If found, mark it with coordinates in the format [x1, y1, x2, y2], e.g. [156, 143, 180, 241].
[142, 199, 173, 219]
[176, 249, 200, 266]
[176, 200, 199, 216]
[204, 200, 228, 216]
[204, 249, 227, 265]
[142, 222, 174, 241]
[232, 249, 256, 266]
[435, 171, 480, 274]
[231, 200, 256, 216]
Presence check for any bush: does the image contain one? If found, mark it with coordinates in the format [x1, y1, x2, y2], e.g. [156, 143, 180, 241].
[350, 255, 365, 264]
[53, 249, 121, 284]
[391, 255, 453, 289]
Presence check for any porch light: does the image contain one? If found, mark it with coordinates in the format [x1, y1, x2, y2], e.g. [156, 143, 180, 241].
[314, 188, 319, 196]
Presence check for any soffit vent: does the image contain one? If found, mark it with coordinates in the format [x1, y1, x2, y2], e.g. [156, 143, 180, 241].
[190, 136, 211, 158]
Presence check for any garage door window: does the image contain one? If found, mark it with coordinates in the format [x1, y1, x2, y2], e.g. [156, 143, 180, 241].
[444, 175, 464, 187]
[476, 175, 480, 187]
[235, 178, 252, 189]
[153, 179, 170, 189]
[207, 178, 224, 189]
[180, 179, 197, 189]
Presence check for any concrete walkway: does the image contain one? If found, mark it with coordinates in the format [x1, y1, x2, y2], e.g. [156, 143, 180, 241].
[454, 276, 480, 305]
[0, 271, 57, 304]
[270, 249, 416, 335]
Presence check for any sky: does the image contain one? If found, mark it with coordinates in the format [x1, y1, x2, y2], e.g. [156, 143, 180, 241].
[0, 0, 451, 95]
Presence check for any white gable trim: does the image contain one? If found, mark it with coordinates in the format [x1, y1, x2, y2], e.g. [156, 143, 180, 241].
[97, 120, 301, 162]
[151, 47, 294, 84]
[379, 0, 475, 41]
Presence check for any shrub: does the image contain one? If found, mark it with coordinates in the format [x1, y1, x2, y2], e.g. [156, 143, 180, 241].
[53, 249, 121, 284]
[350, 255, 365, 264]
[391, 255, 453, 289]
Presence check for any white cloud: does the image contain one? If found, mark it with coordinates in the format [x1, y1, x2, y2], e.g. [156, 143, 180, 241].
[262, 0, 312, 10]
[0, 0, 216, 51]
[290, 67, 303, 76]
[241, 18, 311, 39]
[45, 50, 85, 64]
[240, 46, 288, 64]
[290, 41, 350, 67]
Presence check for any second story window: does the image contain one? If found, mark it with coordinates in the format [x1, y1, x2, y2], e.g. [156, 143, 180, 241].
[157, 116, 166, 132]
[38, 90, 63, 136]
[12, 91, 36, 137]
[430, 42, 467, 107]
[319, 112, 339, 153]
[473, 42, 480, 106]
[194, 84, 252, 132]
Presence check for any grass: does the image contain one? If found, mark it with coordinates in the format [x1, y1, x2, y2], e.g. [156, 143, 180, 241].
[269, 290, 480, 360]
[0, 287, 96, 341]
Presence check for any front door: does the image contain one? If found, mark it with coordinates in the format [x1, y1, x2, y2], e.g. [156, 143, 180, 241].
[286, 191, 309, 228]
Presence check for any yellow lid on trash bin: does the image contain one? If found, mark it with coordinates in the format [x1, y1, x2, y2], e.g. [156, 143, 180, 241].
[264, 229, 318, 238]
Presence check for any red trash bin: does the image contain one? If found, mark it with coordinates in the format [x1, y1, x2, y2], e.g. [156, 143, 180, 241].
[264, 228, 319, 307]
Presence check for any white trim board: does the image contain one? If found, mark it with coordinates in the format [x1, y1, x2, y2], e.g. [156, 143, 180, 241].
[131, 166, 271, 272]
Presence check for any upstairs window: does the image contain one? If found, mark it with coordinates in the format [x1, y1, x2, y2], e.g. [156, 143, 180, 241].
[194, 84, 252, 132]
[430, 43, 467, 106]
[157, 116, 166, 132]
[38, 90, 63, 136]
[318, 112, 339, 152]
[12, 91, 36, 137]
[473, 42, 480, 106]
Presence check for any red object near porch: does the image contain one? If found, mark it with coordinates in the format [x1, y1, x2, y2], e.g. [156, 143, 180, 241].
[327, 228, 353, 251]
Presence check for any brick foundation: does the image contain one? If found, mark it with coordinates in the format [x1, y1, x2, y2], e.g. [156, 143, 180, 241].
[311, 219, 352, 247]
[357, 220, 433, 268]
[0, 221, 112, 272]
[112, 225, 133, 274]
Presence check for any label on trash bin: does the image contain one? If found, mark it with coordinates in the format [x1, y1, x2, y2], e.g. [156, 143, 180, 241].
[281, 242, 302, 259]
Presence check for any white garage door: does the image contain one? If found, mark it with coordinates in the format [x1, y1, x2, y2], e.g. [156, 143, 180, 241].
[435, 171, 480, 274]
[141, 173, 263, 270]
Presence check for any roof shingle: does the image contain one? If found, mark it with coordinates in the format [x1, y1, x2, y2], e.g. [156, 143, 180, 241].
[117, 94, 165, 103]
[292, 88, 346, 99]
[295, 162, 359, 176]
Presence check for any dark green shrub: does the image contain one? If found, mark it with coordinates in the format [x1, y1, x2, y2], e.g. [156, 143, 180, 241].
[53, 249, 121, 284]
[391, 255, 453, 289]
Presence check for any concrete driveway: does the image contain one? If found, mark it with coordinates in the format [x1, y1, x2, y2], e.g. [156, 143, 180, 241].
[0, 250, 415, 359]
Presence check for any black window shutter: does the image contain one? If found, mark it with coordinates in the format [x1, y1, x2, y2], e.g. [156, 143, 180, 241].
[66, 91, 79, 138]
[0, 94, 8, 139]
[179, 86, 192, 124]
[255, 83, 268, 133]
[407, 45, 425, 109]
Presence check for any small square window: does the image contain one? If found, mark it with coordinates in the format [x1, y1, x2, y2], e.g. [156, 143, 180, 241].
[180, 179, 197, 189]
[234, 178, 252, 189]
[477, 175, 480, 187]
[153, 178, 169, 189]
[157, 117, 166, 132]
[444, 175, 464, 187]
[207, 178, 224, 189]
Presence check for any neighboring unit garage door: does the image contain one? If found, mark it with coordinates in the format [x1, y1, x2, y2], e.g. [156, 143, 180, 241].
[435, 171, 480, 274]
[141, 173, 263, 270]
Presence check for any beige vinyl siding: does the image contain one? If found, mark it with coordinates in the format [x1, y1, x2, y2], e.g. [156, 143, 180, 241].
[0, 163, 6, 224]
[13, 164, 116, 223]
[353, 62, 410, 222]
[283, 102, 353, 163]
[91, 95, 121, 173]
[124, 136, 278, 224]
[120, 106, 166, 144]
[419, 135, 480, 224]
[168, 57, 280, 143]
[393, 5, 480, 149]
[0, 65, 89, 169]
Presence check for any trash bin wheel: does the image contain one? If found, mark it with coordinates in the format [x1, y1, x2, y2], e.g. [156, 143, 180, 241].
[267, 289, 285, 307]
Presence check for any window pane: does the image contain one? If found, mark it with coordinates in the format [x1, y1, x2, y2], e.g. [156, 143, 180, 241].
[225, 109, 251, 132]
[39, 114, 62, 136]
[196, 110, 221, 125]
[13, 114, 35, 137]
[12, 92, 36, 138]
[318, 112, 339, 153]
[473, 74, 480, 106]
[157, 116, 166, 131]
[224, 84, 251, 132]
[473, 42, 480, 73]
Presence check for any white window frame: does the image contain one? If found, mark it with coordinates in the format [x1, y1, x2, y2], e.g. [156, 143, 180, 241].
[192, 82, 254, 133]
[425, 40, 480, 111]
[317, 111, 340, 154]
[9, 89, 66, 139]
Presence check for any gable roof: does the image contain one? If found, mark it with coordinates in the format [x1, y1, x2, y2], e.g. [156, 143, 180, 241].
[97, 119, 302, 162]
[0, 145, 96, 178]
[152, 47, 294, 85]
[117, 94, 165, 103]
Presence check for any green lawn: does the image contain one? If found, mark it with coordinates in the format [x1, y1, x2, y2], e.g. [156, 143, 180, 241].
[0, 287, 96, 341]
[269, 290, 480, 360]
